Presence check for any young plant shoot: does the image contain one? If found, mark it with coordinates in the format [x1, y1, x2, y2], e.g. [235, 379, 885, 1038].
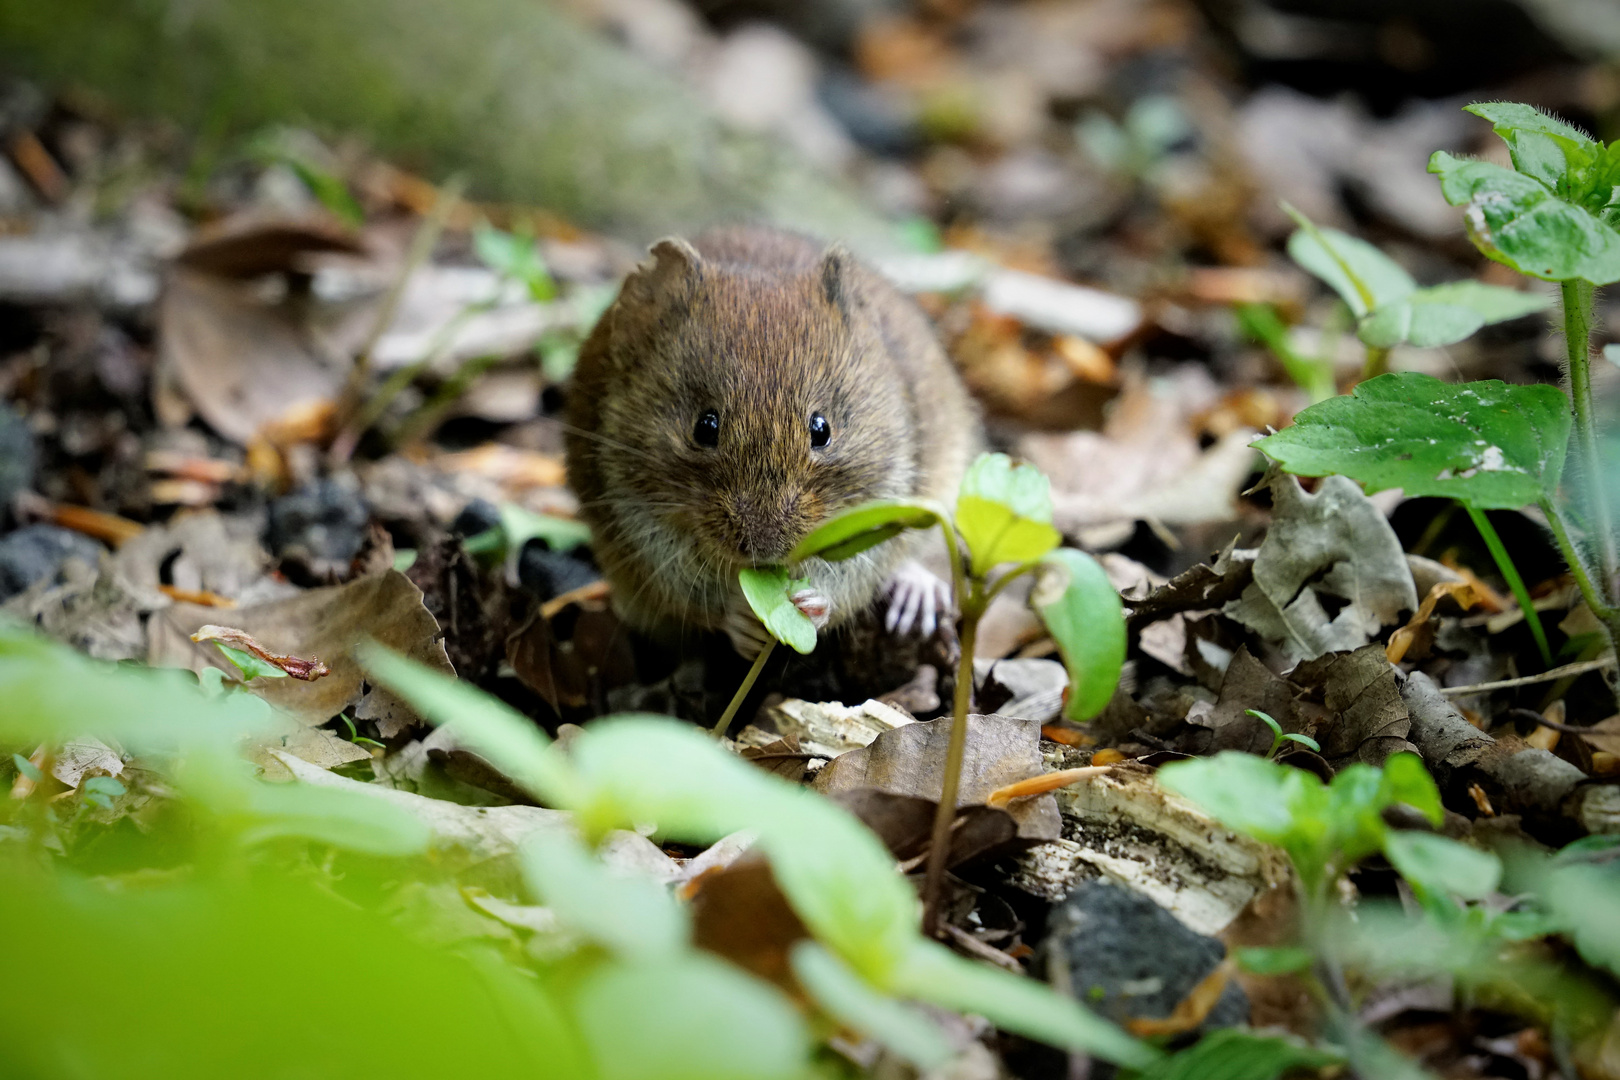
[788, 452, 1126, 935]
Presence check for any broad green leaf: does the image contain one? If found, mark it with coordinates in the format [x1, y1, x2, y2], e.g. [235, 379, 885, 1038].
[1383, 831, 1502, 901]
[1429, 150, 1620, 284]
[568, 717, 921, 979]
[237, 780, 433, 857]
[891, 939, 1159, 1070]
[1134, 1027, 1342, 1080]
[959, 452, 1055, 523]
[788, 499, 942, 564]
[500, 504, 591, 554]
[956, 454, 1062, 575]
[82, 776, 126, 798]
[1378, 751, 1443, 826]
[738, 566, 818, 655]
[1464, 102, 1598, 195]
[356, 642, 581, 807]
[1158, 753, 1318, 849]
[956, 497, 1061, 575]
[1032, 548, 1125, 721]
[1253, 373, 1571, 510]
[0, 854, 589, 1079]
[1358, 281, 1551, 349]
[521, 829, 688, 958]
[790, 941, 953, 1071]
[11, 753, 41, 782]
[0, 624, 272, 751]
[214, 643, 288, 681]
[1285, 211, 1416, 317]
[571, 954, 809, 1080]
[1234, 946, 1315, 975]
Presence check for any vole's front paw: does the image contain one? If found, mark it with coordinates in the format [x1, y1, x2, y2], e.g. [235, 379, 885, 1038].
[884, 559, 953, 637]
[723, 603, 774, 659]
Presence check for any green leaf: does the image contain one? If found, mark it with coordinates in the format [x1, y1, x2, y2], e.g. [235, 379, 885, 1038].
[1429, 150, 1620, 284]
[788, 500, 942, 564]
[1384, 831, 1502, 901]
[237, 780, 433, 857]
[960, 452, 1056, 523]
[499, 504, 591, 555]
[521, 829, 688, 958]
[1134, 1027, 1342, 1080]
[82, 776, 126, 798]
[956, 454, 1061, 575]
[738, 567, 818, 655]
[891, 939, 1159, 1070]
[1032, 548, 1125, 721]
[1464, 102, 1598, 194]
[1253, 372, 1572, 510]
[1247, 709, 1282, 738]
[284, 159, 365, 228]
[1158, 753, 1317, 850]
[473, 224, 557, 302]
[11, 752, 41, 783]
[214, 643, 288, 681]
[355, 642, 581, 807]
[1378, 752, 1443, 826]
[571, 954, 809, 1080]
[1278, 732, 1321, 752]
[1358, 281, 1551, 348]
[1235, 946, 1315, 975]
[1285, 209, 1416, 317]
[790, 941, 953, 1071]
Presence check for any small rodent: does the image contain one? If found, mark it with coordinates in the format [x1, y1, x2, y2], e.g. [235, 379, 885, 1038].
[565, 226, 980, 650]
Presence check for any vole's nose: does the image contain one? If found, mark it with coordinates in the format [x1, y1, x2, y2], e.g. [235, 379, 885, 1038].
[730, 492, 802, 562]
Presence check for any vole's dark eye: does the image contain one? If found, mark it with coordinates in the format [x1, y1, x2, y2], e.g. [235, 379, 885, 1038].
[693, 409, 721, 448]
[809, 412, 830, 449]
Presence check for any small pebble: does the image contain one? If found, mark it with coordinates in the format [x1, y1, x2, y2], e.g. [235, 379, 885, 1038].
[0, 524, 104, 600]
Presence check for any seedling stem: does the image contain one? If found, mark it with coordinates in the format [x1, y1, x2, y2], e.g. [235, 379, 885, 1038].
[1465, 505, 1552, 666]
[712, 638, 776, 738]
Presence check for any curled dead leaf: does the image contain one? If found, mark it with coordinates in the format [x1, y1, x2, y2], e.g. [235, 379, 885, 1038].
[190, 624, 332, 680]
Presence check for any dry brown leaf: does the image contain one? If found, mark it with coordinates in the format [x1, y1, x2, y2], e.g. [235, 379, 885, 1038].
[1576, 715, 1620, 757]
[813, 713, 1060, 842]
[148, 569, 452, 729]
[157, 268, 342, 445]
[1387, 580, 1477, 663]
[1127, 959, 1236, 1037]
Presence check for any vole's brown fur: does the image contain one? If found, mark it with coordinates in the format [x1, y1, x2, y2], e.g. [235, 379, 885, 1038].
[565, 227, 979, 640]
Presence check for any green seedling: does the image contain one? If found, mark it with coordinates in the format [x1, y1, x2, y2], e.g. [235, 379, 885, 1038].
[213, 643, 288, 682]
[1158, 752, 1483, 1078]
[788, 451, 1125, 935]
[1426, 102, 1620, 664]
[360, 641, 1158, 1072]
[1284, 201, 1549, 380]
[1244, 709, 1321, 759]
[1235, 302, 1337, 404]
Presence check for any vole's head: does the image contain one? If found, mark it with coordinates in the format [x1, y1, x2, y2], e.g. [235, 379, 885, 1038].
[588, 237, 918, 573]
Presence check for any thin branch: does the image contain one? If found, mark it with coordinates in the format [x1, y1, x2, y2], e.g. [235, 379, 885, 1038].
[1439, 657, 1616, 696]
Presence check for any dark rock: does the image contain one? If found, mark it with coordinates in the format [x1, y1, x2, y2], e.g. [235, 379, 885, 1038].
[1045, 880, 1248, 1034]
[0, 524, 104, 600]
[450, 498, 501, 538]
[0, 400, 35, 524]
[517, 540, 599, 601]
[266, 479, 370, 566]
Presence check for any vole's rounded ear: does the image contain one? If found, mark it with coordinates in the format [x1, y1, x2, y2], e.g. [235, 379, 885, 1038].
[818, 244, 855, 320]
[626, 237, 703, 303]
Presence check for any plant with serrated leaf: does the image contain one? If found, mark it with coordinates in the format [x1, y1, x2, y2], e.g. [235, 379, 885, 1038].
[784, 451, 1126, 935]
[1423, 102, 1620, 662]
[1256, 102, 1620, 667]
[1255, 372, 1566, 664]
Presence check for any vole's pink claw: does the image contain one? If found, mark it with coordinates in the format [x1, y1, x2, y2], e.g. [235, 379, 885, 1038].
[790, 587, 832, 629]
[885, 559, 952, 637]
